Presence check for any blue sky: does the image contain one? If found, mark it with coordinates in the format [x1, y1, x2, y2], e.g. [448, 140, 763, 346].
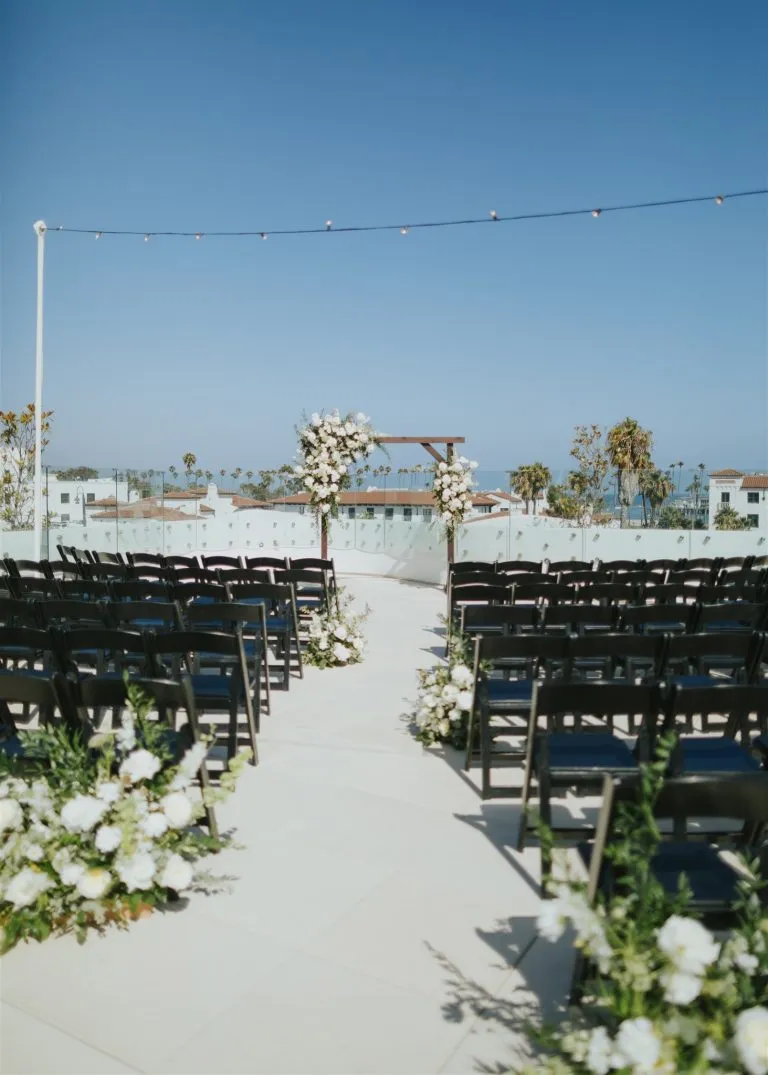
[1, 0, 766, 478]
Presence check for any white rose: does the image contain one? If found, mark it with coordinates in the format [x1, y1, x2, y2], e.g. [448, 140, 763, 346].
[77, 868, 112, 900]
[613, 1018, 661, 1072]
[0, 798, 23, 833]
[116, 852, 156, 892]
[334, 624, 348, 640]
[457, 690, 474, 711]
[4, 867, 51, 909]
[438, 719, 450, 737]
[159, 853, 194, 893]
[61, 794, 108, 833]
[95, 825, 123, 853]
[585, 1027, 612, 1075]
[450, 664, 474, 688]
[662, 970, 702, 1005]
[536, 897, 568, 942]
[441, 683, 460, 702]
[423, 693, 438, 709]
[170, 742, 208, 790]
[140, 812, 169, 838]
[161, 792, 195, 829]
[96, 781, 121, 804]
[119, 748, 162, 785]
[24, 843, 45, 863]
[333, 642, 351, 663]
[60, 862, 86, 886]
[657, 915, 720, 976]
[734, 1007, 768, 1075]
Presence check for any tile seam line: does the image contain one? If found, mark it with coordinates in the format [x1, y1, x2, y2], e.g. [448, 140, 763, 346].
[0, 998, 145, 1073]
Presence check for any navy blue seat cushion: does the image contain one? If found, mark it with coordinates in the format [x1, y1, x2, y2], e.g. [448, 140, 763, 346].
[546, 732, 636, 772]
[671, 675, 726, 689]
[188, 674, 235, 700]
[581, 841, 740, 907]
[487, 679, 533, 704]
[0, 735, 25, 758]
[679, 737, 759, 774]
[0, 666, 50, 679]
[266, 617, 291, 632]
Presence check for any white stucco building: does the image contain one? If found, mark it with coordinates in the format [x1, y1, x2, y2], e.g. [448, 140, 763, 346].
[269, 490, 498, 522]
[708, 469, 767, 528]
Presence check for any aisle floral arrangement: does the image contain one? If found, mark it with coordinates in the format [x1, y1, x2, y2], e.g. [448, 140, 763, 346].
[524, 738, 768, 1075]
[411, 630, 475, 748]
[294, 410, 380, 520]
[0, 682, 249, 953]
[304, 588, 370, 669]
[431, 455, 479, 537]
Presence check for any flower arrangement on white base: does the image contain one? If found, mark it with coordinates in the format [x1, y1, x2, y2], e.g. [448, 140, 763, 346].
[431, 455, 479, 537]
[294, 411, 380, 520]
[304, 588, 370, 669]
[411, 631, 475, 749]
[523, 738, 768, 1075]
[0, 682, 249, 953]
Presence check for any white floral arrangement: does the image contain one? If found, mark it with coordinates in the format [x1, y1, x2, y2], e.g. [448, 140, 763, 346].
[411, 631, 475, 748]
[431, 456, 479, 537]
[524, 739, 768, 1075]
[304, 588, 370, 669]
[0, 683, 249, 953]
[294, 410, 380, 521]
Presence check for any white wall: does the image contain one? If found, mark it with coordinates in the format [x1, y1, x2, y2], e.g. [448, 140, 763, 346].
[2, 511, 765, 584]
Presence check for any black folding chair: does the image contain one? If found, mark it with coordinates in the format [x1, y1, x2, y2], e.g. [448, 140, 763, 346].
[106, 600, 182, 632]
[618, 602, 695, 635]
[183, 602, 266, 720]
[225, 582, 300, 688]
[517, 681, 660, 882]
[460, 603, 539, 640]
[693, 602, 767, 634]
[79, 674, 219, 838]
[540, 604, 617, 636]
[147, 630, 259, 764]
[0, 671, 82, 762]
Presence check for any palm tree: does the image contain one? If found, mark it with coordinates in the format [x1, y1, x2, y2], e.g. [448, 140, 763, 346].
[509, 463, 551, 515]
[675, 461, 684, 492]
[714, 504, 752, 531]
[606, 418, 653, 527]
[640, 468, 674, 527]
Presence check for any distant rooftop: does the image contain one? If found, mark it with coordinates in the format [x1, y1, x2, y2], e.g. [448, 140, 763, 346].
[270, 491, 498, 507]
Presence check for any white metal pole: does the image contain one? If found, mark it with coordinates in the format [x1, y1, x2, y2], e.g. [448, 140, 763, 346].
[32, 220, 46, 561]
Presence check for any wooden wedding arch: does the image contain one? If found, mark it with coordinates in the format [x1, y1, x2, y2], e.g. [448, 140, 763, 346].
[320, 435, 466, 567]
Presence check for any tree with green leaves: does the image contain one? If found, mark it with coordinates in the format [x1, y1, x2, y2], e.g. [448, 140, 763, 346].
[714, 504, 753, 530]
[564, 424, 611, 526]
[55, 466, 98, 481]
[606, 417, 653, 527]
[509, 461, 552, 515]
[638, 467, 674, 527]
[0, 404, 54, 530]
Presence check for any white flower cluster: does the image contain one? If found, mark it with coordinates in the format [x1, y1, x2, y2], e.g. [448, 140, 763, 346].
[413, 662, 474, 746]
[0, 715, 226, 944]
[305, 589, 368, 669]
[295, 411, 378, 519]
[431, 456, 478, 536]
[536, 894, 768, 1075]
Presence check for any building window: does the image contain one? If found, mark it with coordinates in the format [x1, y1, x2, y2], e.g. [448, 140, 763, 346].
[298, 506, 305, 515]
[348, 507, 356, 519]
[422, 508, 432, 521]
[384, 507, 393, 520]
[748, 514, 759, 527]
[61, 513, 70, 524]
[60, 493, 70, 504]
[721, 492, 730, 504]
[86, 493, 95, 503]
[748, 492, 760, 504]
[403, 507, 413, 522]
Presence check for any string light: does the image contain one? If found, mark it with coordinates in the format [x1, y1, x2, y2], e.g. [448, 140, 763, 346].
[195, 232, 202, 240]
[95, 231, 102, 240]
[45, 187, 767, 243]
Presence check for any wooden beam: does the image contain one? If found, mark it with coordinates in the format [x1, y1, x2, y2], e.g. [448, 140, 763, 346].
[420, 443, 445, 464]
[377, 436, 466, 444]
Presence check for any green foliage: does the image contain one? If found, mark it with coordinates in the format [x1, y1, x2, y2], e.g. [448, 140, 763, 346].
[55, 467, 99, 481]
[0, 404, 54, 530]
[510, 462, 552, 516]
[715, 505, 753, 531]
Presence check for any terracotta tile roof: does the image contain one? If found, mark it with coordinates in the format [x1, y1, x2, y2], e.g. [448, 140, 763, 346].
[741, 475, 768, 489]
[86, 496, 129, 507]
[270, 491, 497, 507]
[710, 469, 744, 478]
[90, 505, 193, 521]
[232, 495, 272, 509]
[162, 489, 206, 500]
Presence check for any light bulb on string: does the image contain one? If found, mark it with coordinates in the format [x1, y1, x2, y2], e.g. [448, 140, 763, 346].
[489, 209, 498, 220]
[400, 226, 409, 235]
[144, 234, 150, 242]
[715, 195, 724, 205]
[260, 232, 268, 240]
[195, 233, 202, 240]
[325, 220, 333, 230]
[95, 231, 102, 240]
[592, 209, 601, 218]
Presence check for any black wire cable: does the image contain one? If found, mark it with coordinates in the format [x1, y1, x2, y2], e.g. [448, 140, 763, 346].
[47, 187, 768, 239]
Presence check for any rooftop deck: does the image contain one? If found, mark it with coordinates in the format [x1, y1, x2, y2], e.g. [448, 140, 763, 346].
[1, 576, 570, 1075]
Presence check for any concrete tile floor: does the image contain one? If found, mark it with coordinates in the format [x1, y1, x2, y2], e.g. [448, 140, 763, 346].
[0, 576, 570, 1074]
